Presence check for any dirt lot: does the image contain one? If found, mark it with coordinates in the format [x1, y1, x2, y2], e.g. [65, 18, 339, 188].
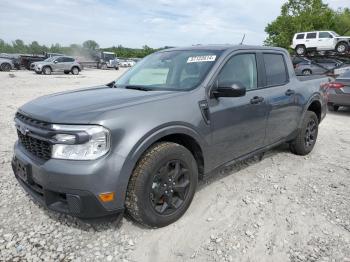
[0, 69, 349, 262]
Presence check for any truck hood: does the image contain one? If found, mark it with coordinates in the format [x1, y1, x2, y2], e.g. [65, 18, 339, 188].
[19, 86, 176, 124]
[335, 36, 350, 39]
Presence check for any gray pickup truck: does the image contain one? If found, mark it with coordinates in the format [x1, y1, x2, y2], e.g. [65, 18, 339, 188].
[12, 45, 328, 227]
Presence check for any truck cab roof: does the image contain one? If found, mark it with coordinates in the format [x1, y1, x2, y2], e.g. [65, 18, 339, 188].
[160, 44, 288, 53]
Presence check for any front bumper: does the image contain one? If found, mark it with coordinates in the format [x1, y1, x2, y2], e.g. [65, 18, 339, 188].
[12, 142, 125, 218]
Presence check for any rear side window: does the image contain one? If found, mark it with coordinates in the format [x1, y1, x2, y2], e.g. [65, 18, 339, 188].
[263, 54, 288, 86]
[296, 34, 305, 39]
[306, 33, 317, 39]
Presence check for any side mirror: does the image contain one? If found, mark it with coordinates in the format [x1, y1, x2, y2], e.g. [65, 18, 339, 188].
[54, 60, 58, 63]
[212, 82, 246, 98]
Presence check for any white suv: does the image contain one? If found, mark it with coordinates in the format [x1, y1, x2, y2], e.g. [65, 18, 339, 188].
[291, 31, 350, 55]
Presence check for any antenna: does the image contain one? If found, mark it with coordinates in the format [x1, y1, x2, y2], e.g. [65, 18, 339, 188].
[240, 34, 246, 45]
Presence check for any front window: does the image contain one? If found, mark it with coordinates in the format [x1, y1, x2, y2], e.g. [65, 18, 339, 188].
[44, 57, 57, 62]
[217, 54, 258, 91]
[104, 53, 115, 60]
[319, 32, 333, 39]
[115, 50, 223, 91]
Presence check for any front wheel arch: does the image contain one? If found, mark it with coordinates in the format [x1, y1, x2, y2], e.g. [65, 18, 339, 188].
[118, 126, 206, 203]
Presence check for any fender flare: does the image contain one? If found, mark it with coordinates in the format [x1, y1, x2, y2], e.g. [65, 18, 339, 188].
[117, 124, 206, 200]
[298, 93, 322, 128]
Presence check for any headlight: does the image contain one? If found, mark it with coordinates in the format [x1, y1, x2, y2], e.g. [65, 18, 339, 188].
[51, 125, 110, 160]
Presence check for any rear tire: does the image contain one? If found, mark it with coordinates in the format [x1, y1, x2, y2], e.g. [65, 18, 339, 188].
[71, 67, 79, 75]
[290, 111, 319, 156]
[64, 71, 70, 75]
[42, 66, 51, 75]
[295, 45, 306, 56]
[336, 42, 348, 54]
[125, 142, 198, 228]
[328, 104, 339, 112]
[1, 63, 11, 72]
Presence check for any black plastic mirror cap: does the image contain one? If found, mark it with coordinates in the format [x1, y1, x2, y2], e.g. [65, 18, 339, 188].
[213, 83, 246, 98]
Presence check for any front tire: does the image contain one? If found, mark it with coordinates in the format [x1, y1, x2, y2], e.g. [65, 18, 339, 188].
[42, 66, 52, 75]
[336, 42, 348, 54]
[290, 111, 319, 156]
[125, 142, 198, 228]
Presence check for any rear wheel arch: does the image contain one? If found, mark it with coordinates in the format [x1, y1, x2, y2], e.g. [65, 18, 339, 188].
[298, 96, 322, 129]
[307, 100, 322, 122]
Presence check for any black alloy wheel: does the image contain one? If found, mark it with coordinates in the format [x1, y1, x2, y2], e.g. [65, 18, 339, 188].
[150, 160, 190, 215]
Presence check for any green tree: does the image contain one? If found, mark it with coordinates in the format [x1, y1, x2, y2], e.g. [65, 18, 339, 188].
[12, 39, 27, 53]
[264, 0, 350, 49]
[28, 41, 43, 54]
[82, 40, 99, 50]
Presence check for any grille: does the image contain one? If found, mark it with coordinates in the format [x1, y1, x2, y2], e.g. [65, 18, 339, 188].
[17, 130, 51, 160]
[15, 112, 51, 129]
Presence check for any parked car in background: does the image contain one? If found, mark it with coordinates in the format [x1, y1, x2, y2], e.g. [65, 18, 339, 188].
[0, 53, 21, 69]
[291, 56, 310, 69]
[119, 59, 129, 67]
[295, 58, 343, 75]
[291, 31, 350, 55]
[33, 56, 82, 75]
[0, 58, 15, 72]
[327, 70, 350, 111]
[12, 45, 328, 227]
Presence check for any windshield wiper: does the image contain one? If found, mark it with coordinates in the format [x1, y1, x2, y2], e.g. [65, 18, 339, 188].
[106, 81, 116, 88]
[124, 85, 152, 91]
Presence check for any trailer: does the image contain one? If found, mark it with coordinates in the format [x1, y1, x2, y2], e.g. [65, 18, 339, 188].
[293, 51, 350, 76]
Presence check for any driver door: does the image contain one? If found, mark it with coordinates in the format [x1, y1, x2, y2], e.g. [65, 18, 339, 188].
[208, 52, 269, 166]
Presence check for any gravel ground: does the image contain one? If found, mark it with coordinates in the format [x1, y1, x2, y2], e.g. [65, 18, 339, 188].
[0, 69, 349, 262]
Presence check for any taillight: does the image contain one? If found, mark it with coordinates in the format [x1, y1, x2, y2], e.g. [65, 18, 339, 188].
[327, 82, 345, 89]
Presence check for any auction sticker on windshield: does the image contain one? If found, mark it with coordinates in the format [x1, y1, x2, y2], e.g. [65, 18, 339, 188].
[187, 55, 216, 63]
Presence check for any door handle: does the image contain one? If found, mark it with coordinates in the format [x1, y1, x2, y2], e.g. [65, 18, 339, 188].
[250, 96, 264, 104]
[285, 89, 295, 96]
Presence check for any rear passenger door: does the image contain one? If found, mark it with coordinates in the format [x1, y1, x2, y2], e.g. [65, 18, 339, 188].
[262, 53, 300, 144]
[62, 57, 75, 71]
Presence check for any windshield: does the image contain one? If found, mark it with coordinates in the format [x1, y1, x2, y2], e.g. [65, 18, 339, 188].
[115, 50, 223, 91]
[44, 56, 58, 62]
[331, 31, 339, 37]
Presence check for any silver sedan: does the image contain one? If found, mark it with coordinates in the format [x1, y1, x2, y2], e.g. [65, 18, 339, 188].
[327, 70, 350, 111]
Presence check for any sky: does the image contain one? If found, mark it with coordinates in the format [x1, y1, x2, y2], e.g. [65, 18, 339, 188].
[0, 0, 349, 48]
